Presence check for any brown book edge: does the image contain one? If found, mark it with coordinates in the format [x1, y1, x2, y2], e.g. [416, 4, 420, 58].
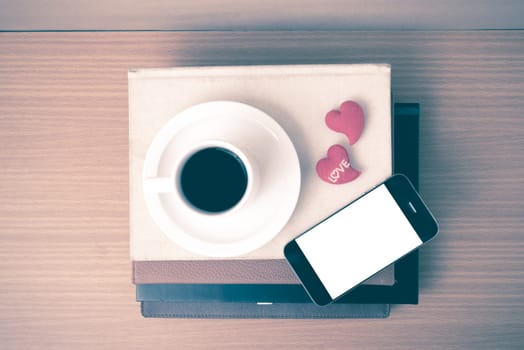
[132, 259, 394, 285]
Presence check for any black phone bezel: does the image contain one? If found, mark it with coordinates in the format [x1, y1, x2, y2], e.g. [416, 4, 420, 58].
[284, 174, 438, 305]
[385, 174, 438, 243]
[284, 240, 333, 305]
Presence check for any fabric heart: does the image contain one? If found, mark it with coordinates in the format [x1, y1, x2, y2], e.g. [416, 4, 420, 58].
[316, 144, 360, 184]
[325, 100, 365, 145]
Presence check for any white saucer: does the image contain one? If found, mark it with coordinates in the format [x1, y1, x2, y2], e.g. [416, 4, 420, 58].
[142, 101, 301, 257]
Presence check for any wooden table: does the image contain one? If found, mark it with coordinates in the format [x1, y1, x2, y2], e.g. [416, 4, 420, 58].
[1, 31, 523, 349]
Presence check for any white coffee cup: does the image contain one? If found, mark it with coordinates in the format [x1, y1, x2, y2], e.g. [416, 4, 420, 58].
[144, 139, 258, 217]
[142, 101, 300, 257]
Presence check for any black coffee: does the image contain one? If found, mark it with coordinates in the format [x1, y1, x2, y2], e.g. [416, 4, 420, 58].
[180, 147, 248, 213]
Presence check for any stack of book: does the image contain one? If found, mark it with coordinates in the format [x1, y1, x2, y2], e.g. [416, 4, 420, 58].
[129, 65, 419, 318]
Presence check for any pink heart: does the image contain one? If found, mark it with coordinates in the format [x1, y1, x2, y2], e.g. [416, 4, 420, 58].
[325, 100, 365, 145]
[316, 144, 360, 184]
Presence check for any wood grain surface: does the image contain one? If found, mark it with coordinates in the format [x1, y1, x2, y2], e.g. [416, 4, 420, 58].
[2, 0, 524, 30]
[1, 31, 523, 349]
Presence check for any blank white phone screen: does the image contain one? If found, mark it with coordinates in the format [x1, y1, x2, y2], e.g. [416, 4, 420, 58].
[295, 184, 423, 299]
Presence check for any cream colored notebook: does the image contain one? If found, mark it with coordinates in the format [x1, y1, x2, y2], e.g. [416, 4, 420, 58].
[129, 64, 392, 261]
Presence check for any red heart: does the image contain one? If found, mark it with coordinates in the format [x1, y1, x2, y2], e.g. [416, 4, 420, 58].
[325, 100, 365, 145]
[316, 144, 360, 184]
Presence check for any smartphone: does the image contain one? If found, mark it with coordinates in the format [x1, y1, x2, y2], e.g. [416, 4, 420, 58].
[284, 174, 438, 305]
